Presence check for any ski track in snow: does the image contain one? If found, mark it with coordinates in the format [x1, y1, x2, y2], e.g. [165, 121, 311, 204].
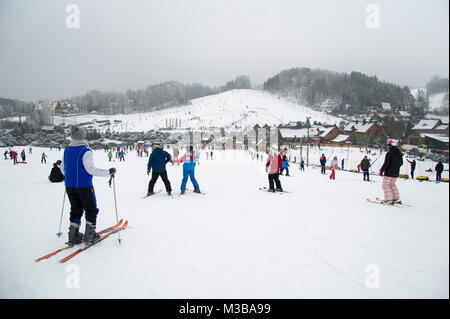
[0, 146, 448, 298]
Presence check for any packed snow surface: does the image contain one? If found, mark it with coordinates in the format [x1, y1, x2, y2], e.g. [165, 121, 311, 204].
[0, 146, 448, 298]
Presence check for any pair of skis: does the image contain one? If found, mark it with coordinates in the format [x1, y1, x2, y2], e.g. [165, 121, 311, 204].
[35, 219, 128, 263]
[259, 187, 291, 194]
[367, 198, 411, 207]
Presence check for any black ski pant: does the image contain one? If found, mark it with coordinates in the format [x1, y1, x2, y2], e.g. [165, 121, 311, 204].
[436, 171, 442, 181]
[268, 173, 282, 190]
[411, 169, 415, 180]
[321, 165, 326, 174]
[148, 171, 172, 193]
[66, 187, 99, 225]
[363, 170, 370, 181]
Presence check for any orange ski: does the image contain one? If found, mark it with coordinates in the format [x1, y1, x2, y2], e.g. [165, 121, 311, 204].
[35, 219, 123, 262]
[59, 221, 128, 263]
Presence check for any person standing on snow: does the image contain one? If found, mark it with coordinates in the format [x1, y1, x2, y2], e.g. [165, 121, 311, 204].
[61, 126, 116, 245]
[406, 159, 416, 180]
[435, 161, 444, 182]
[280, 150, 290, 176]
[360, 156, 371, 181]
[266, 144, 283, 192]
[21, 149, 26, 162]
[108, 150, 113, 162]
[300, 159, 305, 171]
[320, 154, 327, 174]
[147, 143, 173, 196]
[329, 156, 338, 180]
[341, 159, 345, 170]
[379, 140, 403, 204]
[41, 152, 48, 164]
[179, 146, 201, 194]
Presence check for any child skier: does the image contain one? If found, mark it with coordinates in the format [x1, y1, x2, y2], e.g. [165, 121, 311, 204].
[280, 150, 290, 176]
[329, 156, 338, 180]
[265, 144, 283, 192]
[61, 126, 116, 245]
[108, 151, 113, 162]
[300, 159, 305, 171]
[48, 160, 64, 183]
[379, 140, 403, 204]
[180, 146, 201, 194]
[41, 152, 48, 164]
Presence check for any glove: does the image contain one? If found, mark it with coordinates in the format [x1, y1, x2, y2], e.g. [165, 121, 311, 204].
[109, 168, 116, 175]
[379, 171, 383, 176]
[147, 169, 150, 175]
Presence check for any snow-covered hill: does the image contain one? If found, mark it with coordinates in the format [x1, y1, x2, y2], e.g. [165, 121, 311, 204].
[54, 90, 342, 133]
[410, 88, 448, 111]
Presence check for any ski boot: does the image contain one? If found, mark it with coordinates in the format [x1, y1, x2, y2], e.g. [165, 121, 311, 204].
[275, 188, 284, 192]
[84, 221, 101, 244]
[167, 190, 172, 196]
[67, 222, 84, 246]
[180, 189, 186, 195]
[268, 188, 275, 193]
[147, 191, 155, 196]
[193, 188, 201, 194]
[392, 199, 402, 205]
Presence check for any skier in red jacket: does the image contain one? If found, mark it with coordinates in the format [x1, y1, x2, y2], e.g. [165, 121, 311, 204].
[265, 144, 283, 192]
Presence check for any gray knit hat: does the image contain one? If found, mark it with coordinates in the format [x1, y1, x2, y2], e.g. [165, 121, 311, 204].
[70, 126, 86, 140]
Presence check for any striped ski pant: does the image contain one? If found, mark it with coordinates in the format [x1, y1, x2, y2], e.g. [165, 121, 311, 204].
[382, 176, 400, 201]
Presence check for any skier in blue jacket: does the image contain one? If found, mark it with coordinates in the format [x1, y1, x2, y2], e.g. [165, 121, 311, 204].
[61, 126, 116, 245]
[279, 150, 290, 176]
[180, 146, 201, 194]
[147, 143, 173, 196]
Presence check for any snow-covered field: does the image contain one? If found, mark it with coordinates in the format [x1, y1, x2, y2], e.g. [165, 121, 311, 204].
[0, 146, 448, 298]
[53, 89, 341, 132]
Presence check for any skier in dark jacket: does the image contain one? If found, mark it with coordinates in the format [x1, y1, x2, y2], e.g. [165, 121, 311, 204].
[320, 154, 326, 174]
[147, 143, 173, 196]
[406, 159, 416, 180]
[435, 161, 444, 181]
[61, 126, 116, 245]
[360, 156, 371, 181]
[48, 160, 64, 183]
[379, 140, 403, 204]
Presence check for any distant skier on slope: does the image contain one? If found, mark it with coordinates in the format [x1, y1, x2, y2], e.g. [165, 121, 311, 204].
[360, 156, 371, 181]
[329, 156, 338, 180]
[435, 161, 444, 182]
[379, 140, 403, 204]
[406, 159, 416, 180]
[265, 144, 283, 192]
[300, 158, 305, 171]
[280, 149, 290, 176]
[179, 146, 201, 195]
[147, 143, 173, 196]
[61, 126, 116, 245]
[320, 154, 327, 174]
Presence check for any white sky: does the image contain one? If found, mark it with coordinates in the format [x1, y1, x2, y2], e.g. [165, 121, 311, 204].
[0, 0, 448, 101]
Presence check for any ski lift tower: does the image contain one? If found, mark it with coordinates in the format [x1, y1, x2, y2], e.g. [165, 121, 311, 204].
[306, 116, 311, 167]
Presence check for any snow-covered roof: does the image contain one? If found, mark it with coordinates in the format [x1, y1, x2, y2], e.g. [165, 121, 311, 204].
[331, 134, 350, 142]
[435, 125, 448, 131]
[381, 102, 391, 110]
[412, 119, 441, 130]
[319, 127, 335, 138]
[344, 122, 376, 133]
[399, 111, 410, 117]
[420, 133, 449, 143]
[279, 128, 317, 138]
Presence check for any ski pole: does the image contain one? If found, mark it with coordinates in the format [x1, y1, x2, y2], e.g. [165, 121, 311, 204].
[111, 174, 121, 244]
[56, 189, 66, 237]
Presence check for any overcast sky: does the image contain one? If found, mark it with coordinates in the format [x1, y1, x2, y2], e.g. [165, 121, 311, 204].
[0, 0, 448, 101]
